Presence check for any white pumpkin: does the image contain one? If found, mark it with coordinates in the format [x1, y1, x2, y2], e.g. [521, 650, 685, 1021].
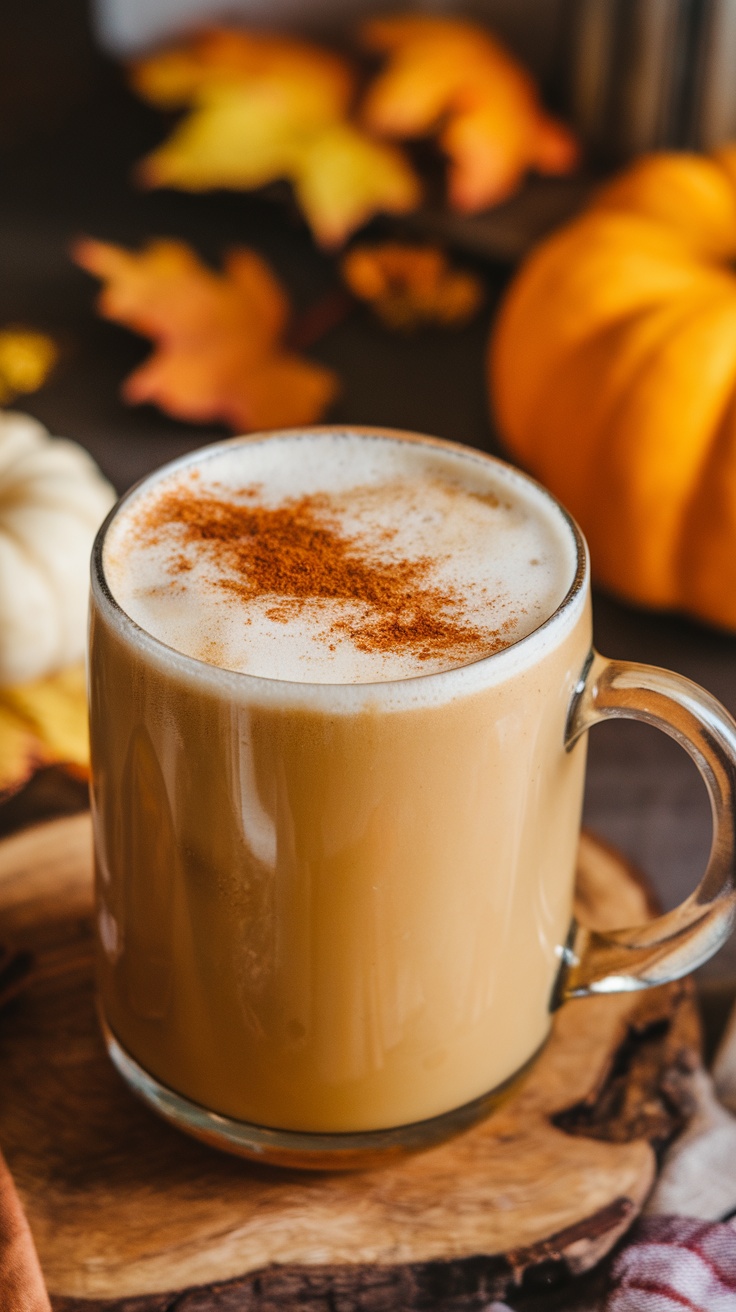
[0, 411, 115, 686]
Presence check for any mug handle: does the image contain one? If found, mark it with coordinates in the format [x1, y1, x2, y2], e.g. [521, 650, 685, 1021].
[555, 650, 736, 1003]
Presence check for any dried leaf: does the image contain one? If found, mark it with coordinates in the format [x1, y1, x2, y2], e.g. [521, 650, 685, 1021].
[130, 27, 353, 115]
[131, 28, 421, 248]
[361, 15, 579, 212]
[342, 242, 483, 329]
[291, 122, 422, 253]
[0, 663, 88, 800]
[72, 237, 338, 431]
[0, 330, 58, 404]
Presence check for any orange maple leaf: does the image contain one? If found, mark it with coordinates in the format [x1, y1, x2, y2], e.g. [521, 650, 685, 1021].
[361, 16, 579, 212]
[341, 242, 484, 330]
[72, 238, 339, 431]
[0, 664, 88, 801]
[131, 28, 421, 248]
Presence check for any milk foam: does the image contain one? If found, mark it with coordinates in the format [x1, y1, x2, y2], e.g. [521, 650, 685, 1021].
[103, 432, 577, 684]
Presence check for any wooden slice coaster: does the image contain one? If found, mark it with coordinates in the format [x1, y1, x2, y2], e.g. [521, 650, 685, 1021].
[0, 814, 700, 1310]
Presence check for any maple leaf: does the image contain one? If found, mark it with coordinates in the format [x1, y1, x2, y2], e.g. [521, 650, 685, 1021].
[131, 27, 421, 248]
[72, 238, 339, 431]
[293, 123, 421, 252]
[360, 15, 579, 212]
[341, 242, 484, 329]
[130, 27, 353, 116]
[0, 329, 57, 405]
[0, 663, 88, 800]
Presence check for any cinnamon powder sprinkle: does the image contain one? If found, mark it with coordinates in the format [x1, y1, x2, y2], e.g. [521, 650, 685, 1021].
[138, 484, 507, 664]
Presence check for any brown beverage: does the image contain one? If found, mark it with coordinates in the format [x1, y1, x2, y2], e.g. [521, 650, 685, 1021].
[90, 429, 592, 1136]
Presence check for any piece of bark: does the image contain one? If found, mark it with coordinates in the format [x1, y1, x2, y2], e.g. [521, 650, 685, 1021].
[0, 816, 701, 1310]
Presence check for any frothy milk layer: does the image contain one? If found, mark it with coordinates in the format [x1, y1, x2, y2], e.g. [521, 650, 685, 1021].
[103, 433, 577, 683]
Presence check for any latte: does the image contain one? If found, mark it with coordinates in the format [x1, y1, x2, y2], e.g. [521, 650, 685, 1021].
[103, 431, 575, 684]
[91, 429, 590, 1137]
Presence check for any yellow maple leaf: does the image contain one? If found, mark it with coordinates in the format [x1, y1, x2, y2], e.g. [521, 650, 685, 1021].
[0, 663, 88, 800]
[342, 242, 484, 330]
[72, 237, 338, 431]
[294, 123, 422, 252]
[131, 27, 421, 248]
[0, 329, 58, 405]
[361, 15, 579, 212]
[136, 82, 327, 191]
[131, 27, 353, 114]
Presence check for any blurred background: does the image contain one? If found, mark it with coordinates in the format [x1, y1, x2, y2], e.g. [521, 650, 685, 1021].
[2, 0, 736, 1017]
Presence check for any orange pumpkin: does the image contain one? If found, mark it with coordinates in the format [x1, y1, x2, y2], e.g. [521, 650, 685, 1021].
[490, 147, 736, 631]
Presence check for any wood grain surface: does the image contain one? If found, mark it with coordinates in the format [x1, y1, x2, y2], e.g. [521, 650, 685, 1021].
[0, 815, 700, 1310]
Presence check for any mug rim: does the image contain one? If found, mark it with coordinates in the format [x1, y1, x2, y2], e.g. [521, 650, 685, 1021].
[91, 425, 589, 698]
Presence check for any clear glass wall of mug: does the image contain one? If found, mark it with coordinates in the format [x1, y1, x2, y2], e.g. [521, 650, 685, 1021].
[89, 427, 736, 1168]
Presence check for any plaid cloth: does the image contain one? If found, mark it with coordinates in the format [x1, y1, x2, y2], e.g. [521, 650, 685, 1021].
[487, 1216, 736, 1310]
[606, 1215, 736, 1311]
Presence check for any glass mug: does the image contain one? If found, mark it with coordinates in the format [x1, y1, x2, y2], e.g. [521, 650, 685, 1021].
[88, 427, 736, 1169]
